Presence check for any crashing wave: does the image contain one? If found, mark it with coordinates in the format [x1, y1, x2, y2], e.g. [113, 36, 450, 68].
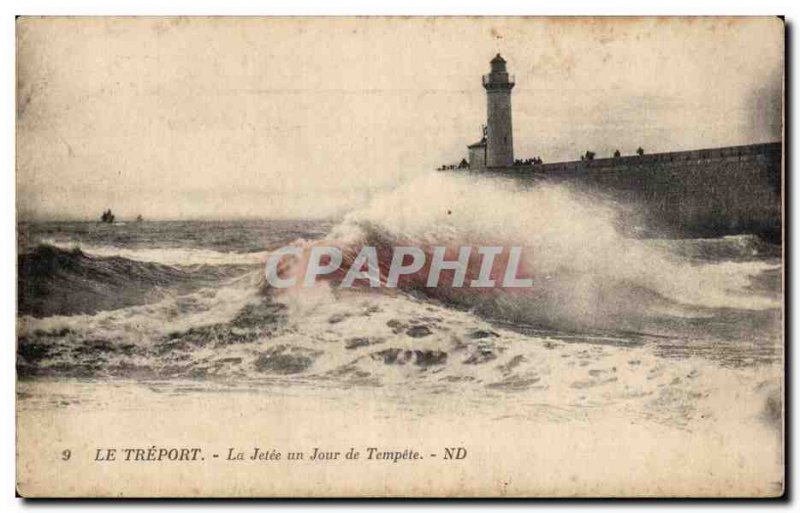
[270, 173, 780, 331]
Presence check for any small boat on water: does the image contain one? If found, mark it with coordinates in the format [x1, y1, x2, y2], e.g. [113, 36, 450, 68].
[100, 209, 115, 224]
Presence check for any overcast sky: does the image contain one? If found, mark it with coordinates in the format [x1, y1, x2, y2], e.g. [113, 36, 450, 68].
[16, 17, 783, 221]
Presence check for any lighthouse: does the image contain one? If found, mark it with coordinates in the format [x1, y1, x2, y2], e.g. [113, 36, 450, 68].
[482, 54, 515, 167]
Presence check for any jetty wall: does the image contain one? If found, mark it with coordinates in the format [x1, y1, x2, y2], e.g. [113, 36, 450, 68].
[459, 142, 782, 241]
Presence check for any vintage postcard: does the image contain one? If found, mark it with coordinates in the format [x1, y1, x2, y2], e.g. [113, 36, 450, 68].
[15, 16, 784, 497]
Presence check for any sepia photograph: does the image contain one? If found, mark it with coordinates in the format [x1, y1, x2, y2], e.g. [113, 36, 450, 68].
[14, 16, 784, 498]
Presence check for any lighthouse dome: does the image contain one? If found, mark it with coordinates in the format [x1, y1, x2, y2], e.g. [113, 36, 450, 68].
[490, 53, 507, 72]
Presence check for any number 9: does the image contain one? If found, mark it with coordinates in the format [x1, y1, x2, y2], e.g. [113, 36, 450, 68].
[61, 449, 71, 461]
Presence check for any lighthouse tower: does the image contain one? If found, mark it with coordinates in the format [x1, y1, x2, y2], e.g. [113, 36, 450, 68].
[482, 54, 515, 167]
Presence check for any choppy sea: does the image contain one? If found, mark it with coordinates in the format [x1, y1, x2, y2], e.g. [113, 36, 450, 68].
[16, 174, 783, 432]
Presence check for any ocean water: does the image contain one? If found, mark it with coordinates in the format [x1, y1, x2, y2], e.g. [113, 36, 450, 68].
[16, 174, 783, 433]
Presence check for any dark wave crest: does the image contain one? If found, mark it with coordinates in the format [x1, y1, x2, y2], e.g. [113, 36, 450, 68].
[18, 244, 248, 317]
